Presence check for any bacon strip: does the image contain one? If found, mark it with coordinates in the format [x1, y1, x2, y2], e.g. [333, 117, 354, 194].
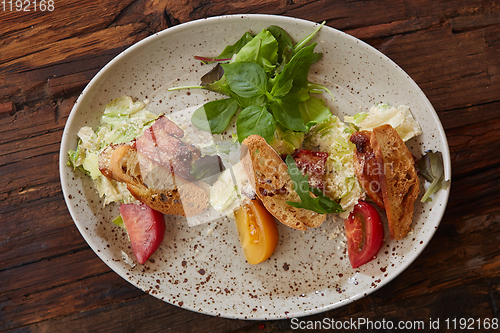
[350, 131, 385, 208]
[136, 116, 200, 181]
[282, 149, 328, 191]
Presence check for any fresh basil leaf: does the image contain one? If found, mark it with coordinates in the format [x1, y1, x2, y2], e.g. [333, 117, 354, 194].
[232, 94, 267, 109]
[267, 25, 294, 65]
[191, 98, 238, 134]
[222, 62, 268, 98]
[236, 105, 276, 143]
[310, 52, 323, 64]
[260, 57, 276, 74]
[298, 95, 332, 130]
[273, 43, 321, 94]
[232, 29, 279, 72]
[203, 74, 232, 95]
[285, 155, 343, 214]
[269, 96, 307, 132]
[289, 87, 312, 102]
[216, 32, 254, 60]
[270, 77, 293, 99]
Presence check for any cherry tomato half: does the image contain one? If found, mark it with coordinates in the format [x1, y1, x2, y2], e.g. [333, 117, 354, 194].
[234, 199, 279, 265]
[119, 203, 166, 264]
[344, 201, 384, 268]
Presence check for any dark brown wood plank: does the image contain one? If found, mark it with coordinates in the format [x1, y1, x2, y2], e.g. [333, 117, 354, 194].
[0, 102, 14, 115]
[367, 25, 500, 113]
[0, 211, 86, 271]
[1, 146, 62, 207]
[439, 101, 500, 130]
[445, 166, 500, 217]
[346, 16, 440, 39]
[15, 295, 254, 333]
[0, 0, 169, 108]
[446, 117, 500, 178]
[450, 12, 500, 32]
[0, 249, 108, 296]
[0, 0, 136, 65]
[0, 271, 143, 331]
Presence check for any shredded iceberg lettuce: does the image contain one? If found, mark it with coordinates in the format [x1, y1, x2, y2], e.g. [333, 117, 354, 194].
[304, 116, 365, 217]
[67, 96, 159, 205]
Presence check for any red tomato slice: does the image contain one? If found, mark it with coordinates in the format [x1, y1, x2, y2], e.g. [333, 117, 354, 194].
[344, 201, 384, 268]
[119, 203, 166, 264]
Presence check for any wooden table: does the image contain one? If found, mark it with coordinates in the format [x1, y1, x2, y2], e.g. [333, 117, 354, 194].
[1, 0, 499, 331]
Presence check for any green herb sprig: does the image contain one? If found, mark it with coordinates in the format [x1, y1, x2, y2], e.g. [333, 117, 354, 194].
[170, 22, 333, 144]
[285, 155, 344, 214]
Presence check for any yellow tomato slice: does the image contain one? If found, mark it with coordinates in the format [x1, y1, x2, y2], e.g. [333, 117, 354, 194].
[234, 199, 279, 265]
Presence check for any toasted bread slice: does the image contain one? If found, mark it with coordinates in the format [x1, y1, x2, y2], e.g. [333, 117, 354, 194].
[99, 142, 209, 217]
[371, 124, 420, 240]
[241, 135, 326, 230]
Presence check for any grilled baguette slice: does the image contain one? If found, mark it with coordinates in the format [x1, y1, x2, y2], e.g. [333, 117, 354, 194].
[241, 135, 326, 230]
[371, 124, 419, 240]
[99, 142, 209, 217]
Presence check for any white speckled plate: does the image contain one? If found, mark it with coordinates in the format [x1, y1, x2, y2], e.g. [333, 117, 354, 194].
[59, 15, 451, 320]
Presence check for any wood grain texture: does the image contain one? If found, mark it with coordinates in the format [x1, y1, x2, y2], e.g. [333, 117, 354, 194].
[1, 0, 499, 331]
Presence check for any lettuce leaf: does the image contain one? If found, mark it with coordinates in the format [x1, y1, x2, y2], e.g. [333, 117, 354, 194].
[269, 126, 305, 155]
[344, 103, 422, 142]
[67, 96, 159, 205]
[416, 151, 450, 202]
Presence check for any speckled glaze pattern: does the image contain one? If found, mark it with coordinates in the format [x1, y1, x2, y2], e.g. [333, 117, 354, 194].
[59, 15, 451, 320]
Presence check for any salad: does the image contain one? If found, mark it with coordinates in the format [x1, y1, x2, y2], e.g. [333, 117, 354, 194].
[68, 22, 447, 268]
